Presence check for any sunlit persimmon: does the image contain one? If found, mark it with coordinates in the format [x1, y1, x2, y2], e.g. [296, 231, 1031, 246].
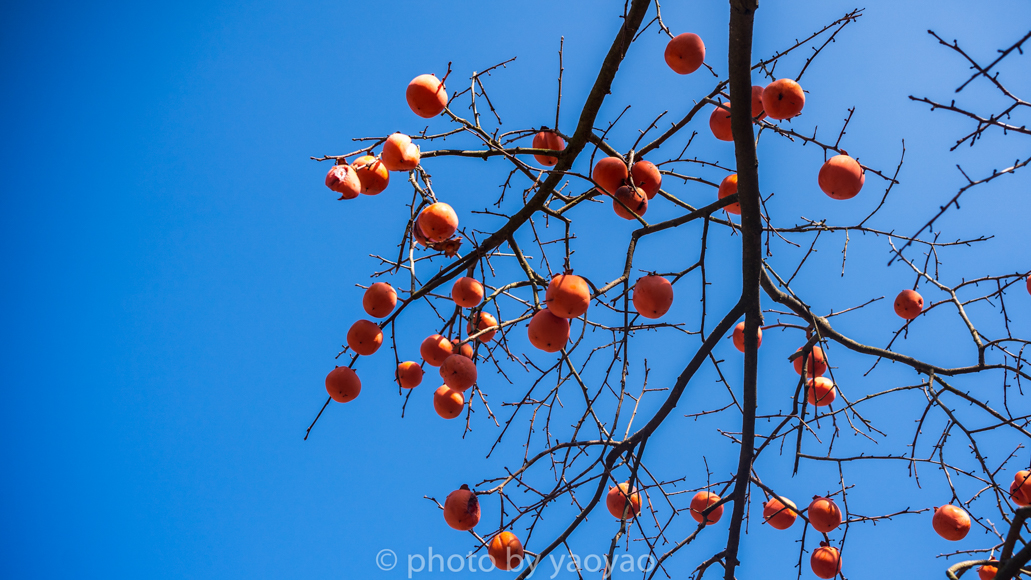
[452, 277, 484, 308]
[488, 531, 525, 571]
[325, 164, 361, 200]
[527, 309, 570, 353]
[546, 274, 591, 319]
[381, 133, 421, 171]
[763, 496, 797, 530]
[418, 202, 459, 243]
[1011, 480, 1031, 507]
[592, 157, 628, 194]
[1011, 471, 1031, 506]
[396, 361, 424, 389]
[421, 334, 454, 366]
[325, 366, 361, 403]
[468, 311, 498, 342]
[664, 32, 705, 74]
[718, 174, 740, 215]
[810, 543, 841, 579]
[632, 275, 674, 319]
[793, 346, 828, 377]
[363, 282, 397, 318]
[451, 339, 474, 359]
[819, 154, 865, 200]
[532, 130, 565, 166]
[750, 85, 766, 120]
[762, 78, 805, 120]
[612, 185, 648, 220]
[434, 385, 465, 420]
[808, 496, 842, 533]
[440, 354, 477, 392]
[732, 321, 763, 352]
[894, 289, 924, 320]
[807, 377, 837, 407]
[631, 160, 662, 199]
[933, 504, 971, 541]
[352, 155, 389, 195]
[443, 484, 480, 530]
[979, 559, 999, 580]
[690, 492, 723, 525]
[406, 74, 448, 118]
[347, 319, 383, 356]
[606, 482, 641, 520]
[709, 103, 733, 141]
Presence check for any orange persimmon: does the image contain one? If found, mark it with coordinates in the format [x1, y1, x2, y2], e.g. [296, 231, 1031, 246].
[325, 366, 361, 403]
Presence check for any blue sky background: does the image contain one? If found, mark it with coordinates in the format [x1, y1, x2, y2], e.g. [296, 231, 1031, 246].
[2, 1, 1030, 578]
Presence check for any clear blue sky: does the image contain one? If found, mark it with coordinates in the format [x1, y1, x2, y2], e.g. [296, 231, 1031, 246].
[2, 1, 1029, 578]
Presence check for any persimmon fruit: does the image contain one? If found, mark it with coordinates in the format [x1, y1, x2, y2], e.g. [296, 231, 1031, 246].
[347, 319, 383, 356]
[750, 85, 766, 120]
[894, 289, 924, 320]
[808, 496, 842, 533]
[612, 185, 648, 220]
[709, 103, 733, 141]
[417, 202, 459, 243]
[443, 484, 480, 530]
[690, 492, 723, 525]
[406, 74, 448, 118]
[396, 361, 424, 389]
[811, 543, 841, 579]
[1011, 470, 1031, 506]
[732, 321, 762, 352]
[807, 377, 837, 407]
[468, 311, 498, 343]
[451, 338, 474, 359]
[632, 275, 674, 319]
[421, 334, 454, 366]
[325, 366, 361, 403]
[440, 354, 477, 392]
[363, 282, 397, 318]
[631, 160, 662, 199]
[381, 133, 420, 171]
[664, 33, 705, 75]
[488, 531, 525, 571]
[592, 157, 628, 194]
[434, 385, 465, 419]
[978, 559, 999, 580]
[762, 78, 805, 120]
[352, 155, 389, 195]
[606, 482, 641, 520]
[763, 496, 797, 530]
[793, 346, 828, 377]
[532, 130, 565, 166]
[325, 164, 361, 200]
[932, 504, 971, 541]
[819, 154, 865, 200]
[546, 274, 591, 319]
[528, 309, 570, 353]
[718, 174, 740, 215]
[452, 277, 484, 308]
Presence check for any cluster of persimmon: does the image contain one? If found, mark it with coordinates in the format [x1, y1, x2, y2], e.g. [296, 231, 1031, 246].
[442, 484, 525, 571]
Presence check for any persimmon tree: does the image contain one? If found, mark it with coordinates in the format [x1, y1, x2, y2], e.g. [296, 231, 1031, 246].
[308, 1, 1031, 578]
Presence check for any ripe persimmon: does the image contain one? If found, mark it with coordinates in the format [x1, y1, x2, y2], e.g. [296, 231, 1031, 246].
[363, 282, 397, 318]
[381, 133, 421, 171]
[793, 346, 828, 377]
[709, 103, 733, 141]
[451, 338, 474, 359]
[690, 492, 723, 525]
[452, 277, 484, 308]
[806, 377, 837, 407]
[325, 366, 361, 403]
[664, 33, 705, 75]
[933, 504, 971, 541]
[406, 74, 448, 118]
[325, 164, 361, 200]
[418, 202, 459, 243]
[808, 496, 842, 533]
[732, 321, 763, 352]
[1011, 470, 1031, 506]
[396, 361, 424, 389]
[532, 130, 565, 166]
[421, 334, 454, 366]
[762, 78, 805, 120]
[440, 354, 477, 392]
[819, 154, 865, 200]
[546, 274, 591, 319]
[750, 85, 766, 120]
[443, 484, 480, 530]
[612, 185, 648, 220]
[631, 160, 662, 199]
[488, 531, 525, 571]
[434, 385, 465, 420]
[527, 309, 570, 353]
[606, 483, 641, 520]
[468, 311, 498, 342]
[347, 319, 383, 356]
[352, 155, 389, 195]
[412, 217, 430, 247]
[978, 559, 999, 580]
[592, 157, 628, 194]
[718, 174, 740, 215]
[632, 275, 674, 319]
[894, 289, 924, 320]
[763, 496, 797, 530]
[810, 543, 841, 579]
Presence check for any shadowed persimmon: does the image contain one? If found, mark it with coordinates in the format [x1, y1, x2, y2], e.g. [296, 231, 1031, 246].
[418, 202, 459, 243]
[527, 309, 570, 353]
[434, 385, 465, 420]
[819, 154, 865, 200]
[347, 319, 383, 355]
[546, 274, 590, 319]
[406, 74, 448, 118]
[762, 78, 805, 120]
[381, 133, 421, 171]
[352, 155, 389, 195]
[732, 321, 762, 352]
[443, 484, 480, 530]
[894, 289, 924, 320]
[763, 496, 797, 530]
[978, 559, 998, 580]
[612, 185, 648, 220]
[664, 32, 705, 74]
[606, 483, 641, 520]
[326, 366, 361, 403]
[363, 282, 397, 318]
[631, 160, 662, 199]
[440, 354, 476, 392]
[793, 346, 828, 377]
[718, 174, 740, 215]
[421, 334, 454, 366]
[452, 277, 484, 308]
[750, 85, 766, 120]
[532, 130, 565, 166]
[690, 492, 723, 525]
[396, 361, 424, 389]
[488, 531, 525, 571]
[811, 543, 841, 579]
[933, 504, 971, 541]
[632, 275, 673, 319]
[325, 164, 361, 200]
[709, 103, 733, 141]
[592, 157, 628, 194]
[451, 339, 474, 359]
[468, 311, 498, 342]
